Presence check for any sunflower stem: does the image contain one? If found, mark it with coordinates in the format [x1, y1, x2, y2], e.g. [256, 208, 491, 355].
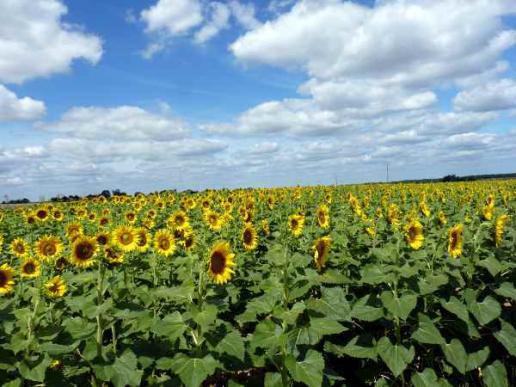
[96, 259, 105, 359]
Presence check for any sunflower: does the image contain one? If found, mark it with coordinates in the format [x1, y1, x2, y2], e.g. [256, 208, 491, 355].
[482, 205, 493, 221]
[66, 223, 83, 239]
[405, 219, 424, 250]
[448, 224, 464, 258]
[242, 223, 258, 251]
[71, 236, 98, 268]
[438, 210, 447, 225]
[44, 276, 67, 299]
[204, 210, 223, 231]
[55, 257, 68, 271]
[99, 216, 110, 227]
[125, 211, 137, 224]
[170, 210, 189, 229]
[313, 236, 331, 271]
[35, 207, 49, 222]
[35, 236, 63, 262]
[10, 238, 29, 258]
[26, 213, 36, 225]
[419, 201, 430, 218]
[261, 219, 270, 236]
[154, 229, 176, 257]
[52, 209, 64, 221]
[288, 214, 305, 237]
[316, 204, 330, 229]
[366, 225, 376, 237]
[104, 246, 125, 265]
[136, 228, 151, 252]
[208, 241, 235, 285]
[113, 225, 139, 252]
[387, 204, 400, 227]
[96, 231, 111, 247]
[183, 229, 195, 251]
[0, 235, 3, 254]
[494, 214, 509, 247]
[0, 263, 15, 295]
[20, 258, 41, 278]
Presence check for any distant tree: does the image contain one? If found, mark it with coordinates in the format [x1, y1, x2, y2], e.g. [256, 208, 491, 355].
[100, 190, 111, 198]
[442, 174, 458, 182]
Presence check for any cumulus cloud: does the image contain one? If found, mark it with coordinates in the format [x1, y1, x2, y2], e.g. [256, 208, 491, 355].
[140, 0, 259, 56]
[454, 78, 516, 112]
[0, 0, 103, 84]
[41, 106, 189, 141]
[0, 85, 46, 121]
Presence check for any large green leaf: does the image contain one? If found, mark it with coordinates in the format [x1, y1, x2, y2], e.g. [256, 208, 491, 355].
[465, 346, 490, 372]
[17, 355, 51, 382]
[324, 335, 377, 359]
[495, 282, 516, 301]
[351, 295, 384, 322]
[411, 313, 445, 345]
[376, 337, 414, 377]
[285, 350, 324, 387]
[482, 361, 508, 387]
[151, 311, 186, 341]
[468, 296, 501, 325]
[380, 292, 417, 320]
[168, 354, 221, 387]
[441, 297, 469, 322]
[494, 320, 516, 356]
[215, 331, 245, 361]
[441, 339, 467, 374]
[411, 368, 452, 387]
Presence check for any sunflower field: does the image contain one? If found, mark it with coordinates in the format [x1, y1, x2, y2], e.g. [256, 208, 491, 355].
[0, 180, 515, 387]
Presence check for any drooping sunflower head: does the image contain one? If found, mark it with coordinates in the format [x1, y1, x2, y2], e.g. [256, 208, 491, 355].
[405, 219, 424, 250]
[208, 241, 235, 285]
[20, 258, 41, 279]
[242, 223, 258, 251]
[482, 205, 493, 221]
[316, 204, 330, 229]
[288, 214, 305, 237]
[44, 276, 67, 299]
[448, 224, 464, 258]
[419, 201, 430, 217]
[154, 229, 176, 257]
[494, 214, 509, 247]
[438, 210, 447, 225]
[113, 225, 139, 252]
[10, 238, 29, 258]
[313, 236, 331, 271]
[0, 263, 15, 295]
[135, 228, 151, 252]
[71, 236, 98, 269]
[35, 236, 63, 262]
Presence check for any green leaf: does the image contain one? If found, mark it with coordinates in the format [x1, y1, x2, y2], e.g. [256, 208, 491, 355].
[193, 304, 218, 331]
[285, 350, 324, 387]
[483, 361, 508, 387]
[324, 335, 377, 359]
[251, 320, 282, 350]
[18, 355, 51, 382]
[151, 312, 186, 342]
[351, 295, 384, 322]
[264, 372, 283, 387]
[494, 320, 516, 356]
[468, 296, 501, 325]
[40, 342, 78, 355]
[168, 354, 221, 387]
[441, 339, 467, 374]
[465, 346, 490, 372]
[215, 331, 245, 361]
[307, 287, 350, 321]
[376, 336, 414, 377]
[477, 256, 503, 277]
[495, 282, 516, 301]
[64, 317, 96, 340]
[441, 297, 469, 322]
[411, 313, 445, 345]
[418, 274, 448, 295]
[110, 350, 143, 387]
[380, 292, 417, 320]
[411, 368, 451, 387]
[360, 265, 393, 284]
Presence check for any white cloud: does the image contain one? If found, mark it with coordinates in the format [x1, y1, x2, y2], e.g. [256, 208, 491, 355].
[0, 85, 46, 121]
[454, 78, 516, 112]
[140, 0, 259, 56]
[141, 0, 203, 36]
[194, 3, 231, 44]
[42, 106, 189, 141]
[231, 0, 516, 86]
[0, 0, 103, 84]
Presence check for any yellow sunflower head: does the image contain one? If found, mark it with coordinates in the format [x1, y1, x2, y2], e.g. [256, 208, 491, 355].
[135, 228, 151, 252]
[448, 224, 464, 258]
[113, 225, 139, 252]
[10, 238, 29, 258]
[104, 246, 125, 265]
[316, 204, 330, 229]
[288, 214, 305, 237]
[96, 231, 111, 247]
[35, 207, 49, 222]
[183, 229, 195, 251]
[208, 241, 235, 285]
[154, 229, 176, 257]
[0, 263, 15, 295]
[405, 219, 424, 250]
[313, 236, 331, 271]
[242, 223, 258, 251]
[44, 276, 67, 299]
[71, 236, 98, 269]
[35, 235, 63, 262]
[20, 258, 41, 279]
[494, 214, 509, 247]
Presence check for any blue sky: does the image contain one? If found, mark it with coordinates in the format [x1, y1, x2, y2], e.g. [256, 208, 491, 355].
[1, 0, 516, 200]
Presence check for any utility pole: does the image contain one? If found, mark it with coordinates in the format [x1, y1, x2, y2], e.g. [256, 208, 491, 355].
[386, 162, 389, 183]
